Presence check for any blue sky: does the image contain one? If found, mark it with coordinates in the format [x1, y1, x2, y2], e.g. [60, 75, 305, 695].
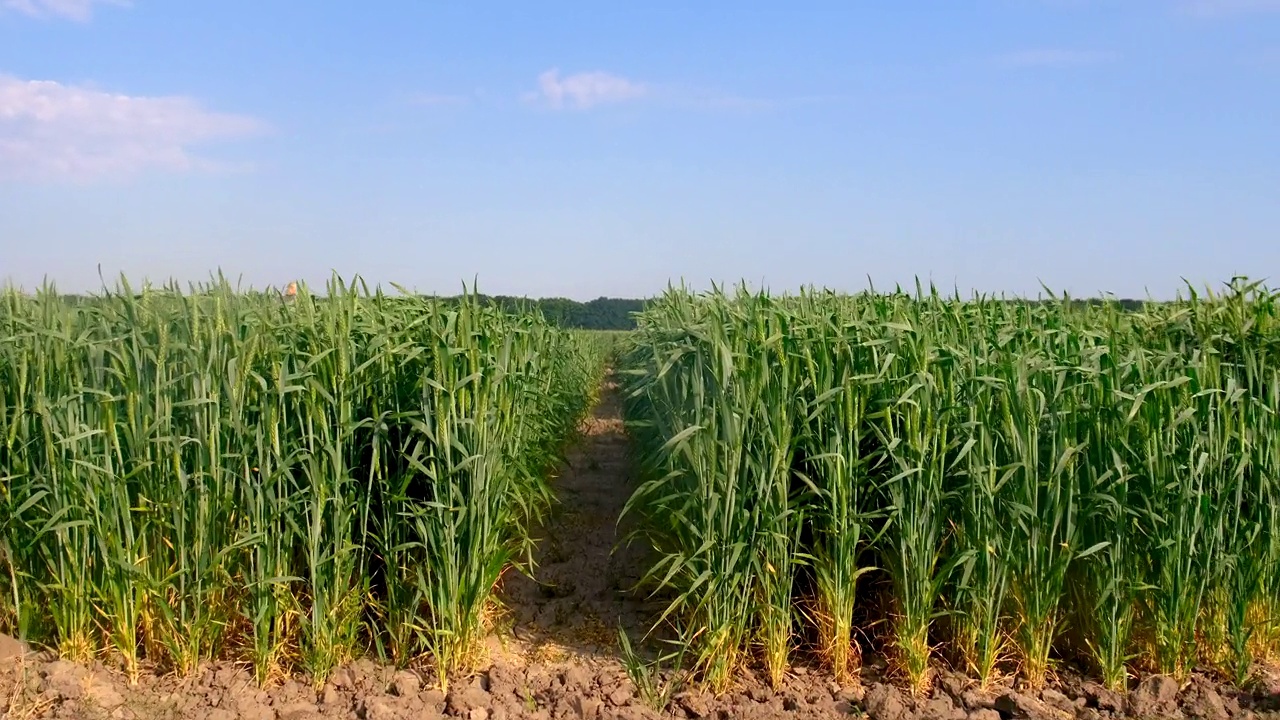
[1, 0, 1276, 299]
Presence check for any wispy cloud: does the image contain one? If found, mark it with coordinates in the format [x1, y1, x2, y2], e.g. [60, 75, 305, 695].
[999, 49, 1119, 68]
[520, 70, 831, 113]
[524, 69, 647, 110]
[1181, 0, 1280, 16]
[0, 75, 266, 182]
[1, 0, 128, 21]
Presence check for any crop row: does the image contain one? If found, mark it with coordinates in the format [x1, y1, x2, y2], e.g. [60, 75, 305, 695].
[0, 277, 604, 687]
[620, 279, 1280, 693]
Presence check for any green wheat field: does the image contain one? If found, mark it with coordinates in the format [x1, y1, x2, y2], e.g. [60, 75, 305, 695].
[3, 275, 1279, 697]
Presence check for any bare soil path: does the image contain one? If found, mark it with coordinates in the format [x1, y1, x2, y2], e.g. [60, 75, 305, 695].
[497, 371, 661, 663]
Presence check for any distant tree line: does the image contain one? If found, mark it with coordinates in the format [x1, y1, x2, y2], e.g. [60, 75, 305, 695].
[1034, 298, 1148, 311]
[468, 295, 646, 330]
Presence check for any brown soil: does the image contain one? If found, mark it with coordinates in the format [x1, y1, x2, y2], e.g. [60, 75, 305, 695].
[6, 375, 1280, 719]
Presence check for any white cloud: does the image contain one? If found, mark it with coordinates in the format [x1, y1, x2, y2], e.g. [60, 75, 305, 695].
[1181, 0, 1280, 15]
[999, 49, 1119, 67]
[0, 75, 265, 181]
[526, 69, 646, 110]
[1, 0, 128, 21]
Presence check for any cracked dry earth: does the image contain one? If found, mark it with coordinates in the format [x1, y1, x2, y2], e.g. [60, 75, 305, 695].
[7, 375, 1280, 719]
